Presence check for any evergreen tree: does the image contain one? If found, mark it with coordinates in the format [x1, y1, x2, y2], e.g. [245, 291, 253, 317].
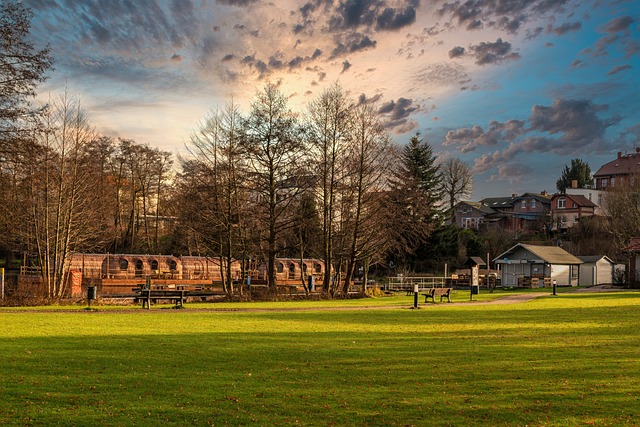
[556, 159, 593, 192]
[385, 133, 443, 267]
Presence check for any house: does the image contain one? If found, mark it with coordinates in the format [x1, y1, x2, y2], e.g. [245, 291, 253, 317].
[563, 181, 605, 215]
[453, 201, 497, 230]
[550, 193, 597, 231]
[476, 193, 552, 232]
[494, 243, 582, 287]
[593, 149, 640, 190]
[510, 192, 553, 231]
[577, 255, 620, 286]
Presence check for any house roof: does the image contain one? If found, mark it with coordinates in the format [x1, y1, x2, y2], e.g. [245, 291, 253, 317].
[593, 150, 640, 177]
[494, 243, 583, 264]
[480, 196, 516, 209]
[514, 192, 553, 202]
[552, 194, 598, 208]
[459, 201, 497, 215]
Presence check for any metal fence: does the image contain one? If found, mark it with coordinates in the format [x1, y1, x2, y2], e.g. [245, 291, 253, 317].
[385, 276, 447, 291]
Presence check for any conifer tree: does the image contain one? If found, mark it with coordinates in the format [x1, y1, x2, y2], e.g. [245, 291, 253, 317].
[385, 133, 443, 264]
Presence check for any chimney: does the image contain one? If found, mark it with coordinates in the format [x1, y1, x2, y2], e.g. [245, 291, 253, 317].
[511, 193, 517, 198]
[618, 152, 622, 159]
[541, 190, 548, 196]
[571, 179, 578, 189]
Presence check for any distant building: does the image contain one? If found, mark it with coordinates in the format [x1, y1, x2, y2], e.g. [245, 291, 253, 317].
[550, 193, 597, 231]
[453, 201, 497, 230]
[593, 149, 640, 190]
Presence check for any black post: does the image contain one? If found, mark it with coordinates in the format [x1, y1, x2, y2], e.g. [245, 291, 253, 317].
[413, 284, 419, 309]
[553, 279, 557, 296]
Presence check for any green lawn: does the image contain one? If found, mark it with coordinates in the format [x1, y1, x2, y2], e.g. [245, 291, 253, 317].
[1, 291, 639, 426]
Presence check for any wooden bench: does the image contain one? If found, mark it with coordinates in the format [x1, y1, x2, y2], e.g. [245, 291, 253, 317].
[136, 289, 185, 309]
[423, 287, 452, 303]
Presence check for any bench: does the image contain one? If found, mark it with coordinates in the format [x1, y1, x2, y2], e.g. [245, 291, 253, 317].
[423, 287, 452, 303]
[136, 289, 185, 309]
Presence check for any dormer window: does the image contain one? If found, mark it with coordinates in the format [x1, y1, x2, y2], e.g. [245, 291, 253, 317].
[521, 200, 526, 209]
[557, 197, 566, 209]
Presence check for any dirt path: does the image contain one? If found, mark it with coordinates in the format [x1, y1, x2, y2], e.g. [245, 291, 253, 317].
[2, 286, 634, 313]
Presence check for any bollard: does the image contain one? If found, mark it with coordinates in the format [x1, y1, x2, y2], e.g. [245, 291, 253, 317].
[553, 279, 557, 296]
[413, 284, 419, 309]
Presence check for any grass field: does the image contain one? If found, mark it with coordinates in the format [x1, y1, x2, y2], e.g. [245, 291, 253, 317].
[1, 290, 639, 426]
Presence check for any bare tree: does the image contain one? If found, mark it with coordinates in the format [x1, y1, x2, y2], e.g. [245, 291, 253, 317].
[339, 102, 393, 294]
[28, 91, 100, 298]
[440, 157, 473, 219]
[602, 176, 640, 257]
[306, 83, 352, 292]
[242, 84, 306, 288]
[179, 101, 247, 293]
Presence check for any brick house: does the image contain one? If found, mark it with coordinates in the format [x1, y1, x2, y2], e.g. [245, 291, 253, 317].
[509, 192, 553, 231]
[453, 201, 498, 230]
[550, 193, 597, 231]
[593, 149, 640, 190]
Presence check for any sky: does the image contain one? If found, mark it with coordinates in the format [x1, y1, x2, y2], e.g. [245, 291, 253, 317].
[24, 0, 640, 200]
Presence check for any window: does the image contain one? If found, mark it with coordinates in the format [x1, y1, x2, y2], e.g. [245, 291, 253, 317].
[150, 260, 158, 271]
[601, 178, 608, 188]
[168, 260, 177, 271]
[119, 259, 129, 270]
[314, 263, 322, 273]
[557, 197, 566, 209]
[521, 200, 527, 209]
[531, 199, 537, 209]
[277, 263, 284, 273]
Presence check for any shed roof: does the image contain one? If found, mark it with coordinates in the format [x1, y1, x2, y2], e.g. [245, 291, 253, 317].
[495, 243, 582, 265]
[578, 255, 614, 264]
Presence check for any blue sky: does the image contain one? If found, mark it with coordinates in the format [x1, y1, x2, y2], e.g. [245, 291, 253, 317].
[25, 0, 639, 199]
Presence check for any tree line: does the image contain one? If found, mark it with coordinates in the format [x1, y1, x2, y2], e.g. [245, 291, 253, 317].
[1, 1, 477, 297]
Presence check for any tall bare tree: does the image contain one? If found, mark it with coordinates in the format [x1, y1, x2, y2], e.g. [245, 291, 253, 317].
[440, 157, 473, 220]
[28, 91, 100, 298]
[242, 84, 306, 288]
[179, 101, 247, 293]
[307, 83, 352, 292]
[339, 102, 393, 294]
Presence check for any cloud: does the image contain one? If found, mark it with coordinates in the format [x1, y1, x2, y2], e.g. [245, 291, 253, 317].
[449, 99, 621, 174]
[413, 62, 470, 87]
[448, 46, 465, 58]
[378, 97, 421, 132]
[437, 0, 572, 34]
[376, 6, 417, 30]
[601, 16, 635, 33]
[546, 21, 582, 36]
[487, 162, 533, 184]
[330, 33, 377, 58]
[444, 120, 525, 153]
[607, 64, 631, 76]
[468, 38, 520, 65]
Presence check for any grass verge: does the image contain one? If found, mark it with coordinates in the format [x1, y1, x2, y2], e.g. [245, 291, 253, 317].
[1, 291, 638, 426]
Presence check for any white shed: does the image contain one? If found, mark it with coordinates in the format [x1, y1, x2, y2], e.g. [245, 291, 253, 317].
[578, 256, 616, 286]
[494, 243, 582, 287]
